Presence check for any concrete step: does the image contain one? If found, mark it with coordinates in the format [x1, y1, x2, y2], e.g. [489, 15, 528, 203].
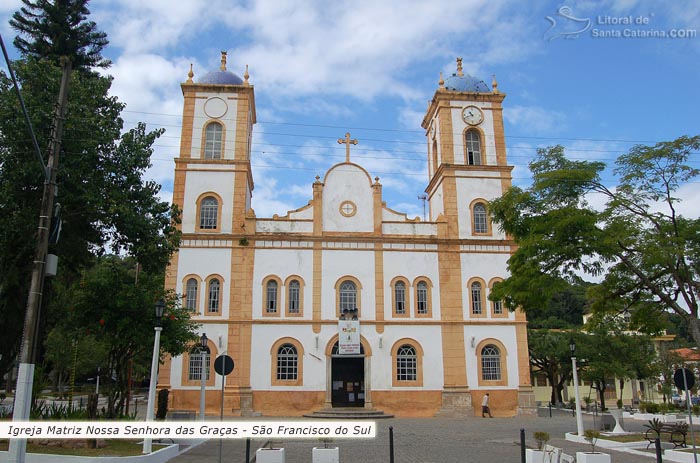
[303, 408, 394, 419]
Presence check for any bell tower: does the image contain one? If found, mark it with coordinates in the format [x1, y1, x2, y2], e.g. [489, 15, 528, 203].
[172, 51, 256, 236]
[164, 52, 257, 415]
[421, 58, 511, 239]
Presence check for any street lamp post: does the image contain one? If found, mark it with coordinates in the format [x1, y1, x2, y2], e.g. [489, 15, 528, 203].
[200, 333, 208, 421]
[570, 340, 584, 436]
[142, 299, 165, 454]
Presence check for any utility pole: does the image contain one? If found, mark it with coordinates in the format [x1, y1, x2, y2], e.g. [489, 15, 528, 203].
[8, 57, 72, 463]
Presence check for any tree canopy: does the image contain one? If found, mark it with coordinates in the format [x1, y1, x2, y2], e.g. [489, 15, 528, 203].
[47, 255, 198, 417]
[489, 137, 700, 345]
[10, 0, 109, 68]
[0, 57, 180, 385]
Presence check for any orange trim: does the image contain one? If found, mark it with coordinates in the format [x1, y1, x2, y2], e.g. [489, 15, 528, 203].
[391, 338, 424, 387]
[334, 276, 363, 318]
[261, 275, 283, 317]
[204, 274, 224, 315]
[195, 192, 223, 233]
[389, 276, 411, 318]
[469, 199, 493, 236]
[467, 277, 487, 318]
[200, 120, 226, 160]
[180, 338, 219, 387]
[284, 275, 305, 317]
[270, 337, 304, 386]
[475, 338, 509, 387]
[413, 277, 433, 318]
[182, 274, 202, 314]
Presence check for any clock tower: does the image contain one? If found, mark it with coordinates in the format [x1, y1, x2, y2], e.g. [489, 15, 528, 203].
[421, 59, 533, 414]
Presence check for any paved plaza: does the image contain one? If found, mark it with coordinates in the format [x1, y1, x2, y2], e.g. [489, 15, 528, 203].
[169, 409, 673, 463]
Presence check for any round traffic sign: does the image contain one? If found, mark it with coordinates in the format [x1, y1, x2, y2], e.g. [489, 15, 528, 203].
[214, 354, 234, 376]
[674, 367, 695, 390]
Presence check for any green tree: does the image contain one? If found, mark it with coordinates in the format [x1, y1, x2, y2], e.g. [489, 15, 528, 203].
[11, 0, 108, 68]
[577, 319, 657, 410]
[55, 255, 198, 417]
[43, 326, 107, 395]
[528, 329, 576, 405]
[489, 138, 700, 345]
[527, 281, 588, 329]
[0, 57, 179, 385]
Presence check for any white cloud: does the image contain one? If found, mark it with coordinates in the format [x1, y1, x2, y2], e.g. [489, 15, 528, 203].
[93, 0, 222, 54]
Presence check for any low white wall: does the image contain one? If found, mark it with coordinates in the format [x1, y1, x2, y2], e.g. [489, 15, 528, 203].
[0, 443, 179, 463]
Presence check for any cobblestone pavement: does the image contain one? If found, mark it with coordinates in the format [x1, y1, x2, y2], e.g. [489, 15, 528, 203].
[169, 410, 670, 463]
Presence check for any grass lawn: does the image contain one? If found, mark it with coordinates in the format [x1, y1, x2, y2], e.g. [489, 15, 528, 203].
[0, 439, 165, 456]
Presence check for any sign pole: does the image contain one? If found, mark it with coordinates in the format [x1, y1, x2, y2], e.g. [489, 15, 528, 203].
[214, 353, 234, 463]
[680, 368, 698, 463]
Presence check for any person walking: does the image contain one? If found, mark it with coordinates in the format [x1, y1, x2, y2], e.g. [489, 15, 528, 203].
[482, 393, 493, 418]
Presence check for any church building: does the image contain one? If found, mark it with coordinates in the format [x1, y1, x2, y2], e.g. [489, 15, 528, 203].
[157, 52, 535, 417]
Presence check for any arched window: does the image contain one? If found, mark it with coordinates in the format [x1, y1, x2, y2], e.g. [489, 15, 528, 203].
[276, 344, 298, 381]
[473, 202, 488, 234]
[199, 196, 219, 230]
[288, 280, 300, 314]
[394, 281, 406, 315]
[204, 122, 223, 159]
[416, 281, 429, 315]
[188, 346, 210, 381]
[266, 280, 278, 313]
[432, 139, 439, 175]
[339, 281, 356, 314]
[481, 345, 501, 381]
[396, 345, 417, 381]
[185, 278, 198, 312]
[466, 130, 482, 165]
[471, 281, 483, 315]
[493, 299, 504, 315]
[207, 278, 220, 313]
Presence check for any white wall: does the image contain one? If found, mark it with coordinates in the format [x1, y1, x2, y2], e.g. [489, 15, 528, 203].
[322, 164, 374, 233]
[464, 325, 519, 389]
[182, 169, 235, 234]
[190, 93, 239, 160]
[252, 248, 314, 319]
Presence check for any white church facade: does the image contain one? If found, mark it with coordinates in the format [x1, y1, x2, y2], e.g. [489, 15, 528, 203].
[158, 53, 535, 417]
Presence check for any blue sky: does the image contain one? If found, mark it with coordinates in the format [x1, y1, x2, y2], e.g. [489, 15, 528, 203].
[1, 0, 698, 219]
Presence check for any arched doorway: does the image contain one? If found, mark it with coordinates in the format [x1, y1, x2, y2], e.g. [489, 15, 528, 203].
[330, 341, 365, 407]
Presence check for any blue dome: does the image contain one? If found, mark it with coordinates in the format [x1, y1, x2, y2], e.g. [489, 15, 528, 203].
[444, 73, 490, 93]
[198, 70, 243, 85]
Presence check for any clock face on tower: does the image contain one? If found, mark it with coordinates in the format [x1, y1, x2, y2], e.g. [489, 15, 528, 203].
[461, 105, 484, 126]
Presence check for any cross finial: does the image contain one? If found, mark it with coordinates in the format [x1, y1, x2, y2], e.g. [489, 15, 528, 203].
[220, 51, 227, 71]
[337, 132, 358, 162]
[456, 57, 464, 77]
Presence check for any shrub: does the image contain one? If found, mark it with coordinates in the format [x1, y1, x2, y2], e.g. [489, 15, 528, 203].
[533, 431, 550, 450]
[645, 402, 660, 414]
